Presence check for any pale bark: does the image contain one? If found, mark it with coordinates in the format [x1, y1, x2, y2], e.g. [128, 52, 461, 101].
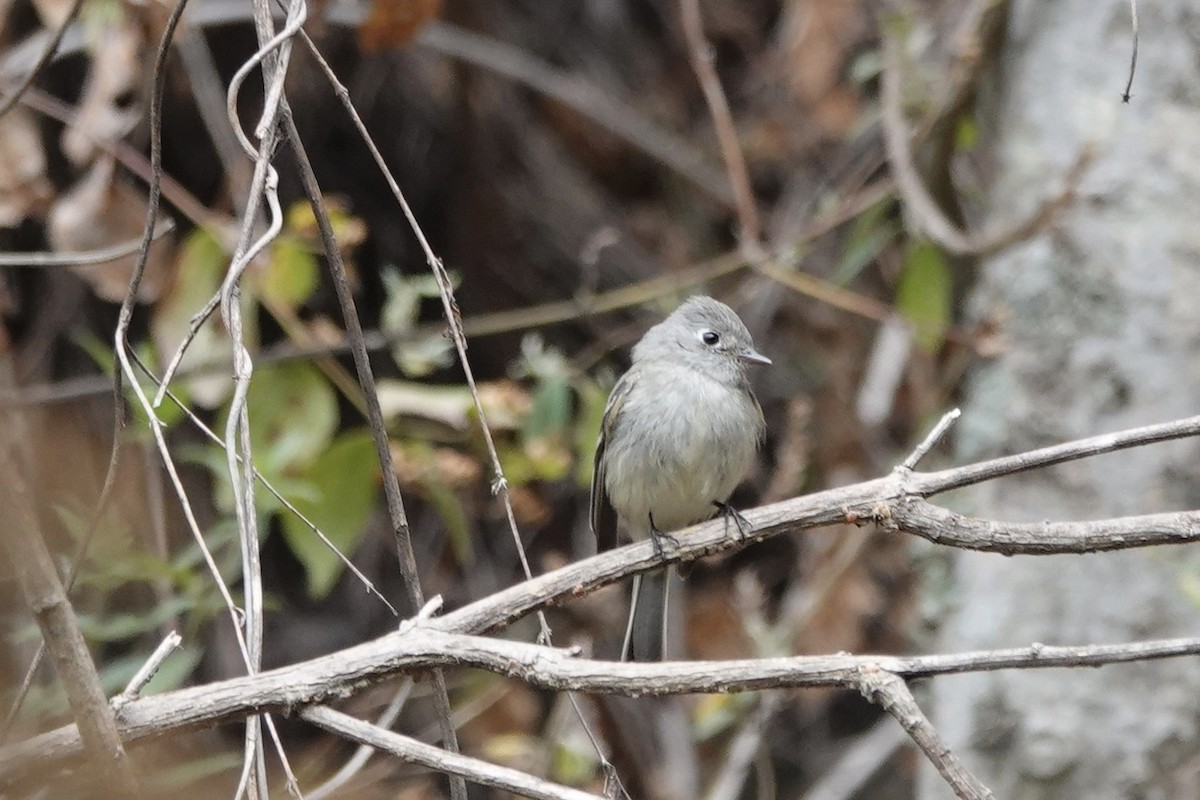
[925, 1, 1200, 797]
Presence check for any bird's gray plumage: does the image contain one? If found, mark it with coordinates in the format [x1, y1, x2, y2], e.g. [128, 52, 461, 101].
[590, 296, 768, 661]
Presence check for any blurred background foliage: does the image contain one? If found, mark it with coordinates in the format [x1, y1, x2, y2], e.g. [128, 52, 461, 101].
[0, 0, 1010, 796]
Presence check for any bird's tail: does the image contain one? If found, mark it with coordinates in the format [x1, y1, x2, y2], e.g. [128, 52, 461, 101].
[622, 569, 669, 662]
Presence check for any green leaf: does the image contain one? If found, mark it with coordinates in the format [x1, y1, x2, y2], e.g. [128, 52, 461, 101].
[422, 472, 473, 565]
[280, 430, 381, 598]
[832, 197, 898, 285]
[573, 378, 610, 487]
[96, 645, 202, 697]
[381, 268, 455, 377]
[243, 362, 339, 478]
[76, 597, 193, 642]
[955, 115, 980, 152]
[258, 234, 319, 309]
[551, 740, 598, 786]
[524, 375, 571, 442]
[895, 241, 951, 353]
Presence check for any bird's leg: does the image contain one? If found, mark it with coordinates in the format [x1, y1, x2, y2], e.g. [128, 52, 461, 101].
[714, 500, 753, 541]
[647, 512, 680, 558]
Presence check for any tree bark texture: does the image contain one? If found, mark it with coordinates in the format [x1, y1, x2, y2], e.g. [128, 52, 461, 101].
[924, 1, 1200, 797]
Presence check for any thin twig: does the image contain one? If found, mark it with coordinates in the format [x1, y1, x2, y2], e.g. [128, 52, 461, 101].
[19, 89, 230, 235]
[677, 0, 762, 252]
[111, 632, 182, 711]
[704, 692, 784, 800]
[916, 414, 1200, 495]
[0, 219, 176, 267]
[3, 176, 901, 410]
[222, 0, 310, 792]
[417, 21, 734, 207]
[301, 706, 605, 800]
[138, 355, 398, 616]
[286, 27, 623, 796]
[879, 29, 1091, 256]
[901, 408, 961, 469]
[175, 29, 254, 204]
[0, 0, 85, 119]
[1122, 0, 1139, 102]
[281, 109, 468, 800]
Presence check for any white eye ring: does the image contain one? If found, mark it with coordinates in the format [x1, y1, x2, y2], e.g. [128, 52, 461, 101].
[699, 329, 720, 346]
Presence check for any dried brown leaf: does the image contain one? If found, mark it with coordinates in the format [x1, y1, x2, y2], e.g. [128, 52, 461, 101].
[774, 0, 868, 136]
[357, 0, 442, 52]
[0, 108, 51, 226]
[62, 20, 141, 165]
[48, 157, 174, 303]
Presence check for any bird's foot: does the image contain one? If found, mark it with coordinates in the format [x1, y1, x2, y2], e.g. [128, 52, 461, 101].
[648, 512, 680, 558]
[714, 500, 753, 542]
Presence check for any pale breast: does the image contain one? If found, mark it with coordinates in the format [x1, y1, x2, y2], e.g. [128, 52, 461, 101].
[603, 366, 761, 535]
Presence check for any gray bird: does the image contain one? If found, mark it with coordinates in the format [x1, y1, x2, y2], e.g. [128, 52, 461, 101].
[590, 296, 770, 661]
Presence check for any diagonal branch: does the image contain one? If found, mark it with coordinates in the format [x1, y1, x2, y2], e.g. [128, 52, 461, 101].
[854, 668, 994, 800]
[301, 706, 605, 800]
[0, 397, 140, 793]
[879, 25, 1091, 256]
[678, 0, 762, 251]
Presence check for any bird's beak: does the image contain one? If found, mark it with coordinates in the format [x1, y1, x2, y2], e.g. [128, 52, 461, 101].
[739, 348, 772, 366]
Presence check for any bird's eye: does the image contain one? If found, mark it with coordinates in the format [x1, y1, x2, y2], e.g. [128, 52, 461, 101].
[699, 330, 720, 346]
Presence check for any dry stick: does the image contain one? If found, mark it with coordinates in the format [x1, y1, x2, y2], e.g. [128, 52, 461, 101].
[3, 171, 896, 409]
[175, 29, 255, 205]
[7, 414, 1200, 772]
[902, 407, 961, 469]
[677, 0, 762, 252]
[2, 0, 195, 734]
[305, 681, 413, 800]
[878, 29, 1091, 257]
[301, 707, 605, 800]
[286, 28, 628, 796]
[114, 0, 296, 789]
[854, 668, 994, 800]
[0, 0, 84, 119]
[8, 627, 1200, 783]
[916, 413, 1200, 494]
[889, 500, 1200, 555]
[8, 416, 1200, 793]
[703, 691, 784, 800]
[280, 111, 468, 800]
[0, 0, 194, 758]
[1122, 0, 1139, 102]
[0, 406, 140, 794]
[218, 0, 315, 794]
[0, 219, 176, 267]
[111, 632, 183, 712]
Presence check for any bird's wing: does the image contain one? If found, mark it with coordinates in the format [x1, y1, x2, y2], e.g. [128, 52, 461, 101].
[590, 369, 637, 552]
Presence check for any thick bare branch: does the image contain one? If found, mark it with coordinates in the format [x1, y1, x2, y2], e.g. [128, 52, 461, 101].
[5, 627, 1200, 783]
[886, 499, 1200, 554]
